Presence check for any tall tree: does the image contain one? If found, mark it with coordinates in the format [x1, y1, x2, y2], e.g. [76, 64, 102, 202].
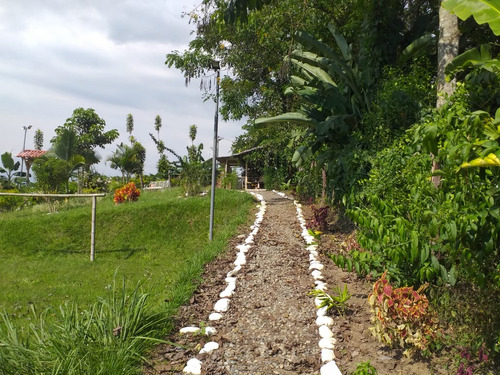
[432, 1, 460, 188]
[107, 143, 137, 184]
[126, 113, 135, 144]
[154, 115, 162, 139]
[50, 128, 86, 192]
[33, 129, 44, 151]
[53, 107, 119, 169]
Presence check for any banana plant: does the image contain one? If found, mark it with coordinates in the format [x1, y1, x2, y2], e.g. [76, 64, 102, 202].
[256, 24, 374, 167]
[442, 0, 500, 36]
[0, 152, 21, 187]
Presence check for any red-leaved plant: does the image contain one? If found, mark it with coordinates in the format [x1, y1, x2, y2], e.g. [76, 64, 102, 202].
[368, 271, 441, 356]
[114, 182, 140, 204]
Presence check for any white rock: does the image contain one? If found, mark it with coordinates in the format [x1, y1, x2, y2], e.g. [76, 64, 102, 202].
[183, 358, 202, 374]
[244, 237, 254, 245]
[208, 313, 222, 321]
[317, 306, 328, 317]
[235, 244, 250, 252]
[319, 325, 334, 338]
[315, 283, 328, 292]
[321, 349, 335, 363]
[307, 245, 319, 251]
[214, 298, 230, 312]
[199, 341, 219, 354]
[310, 250, 319, 257]
[316, 316, 334, 327]
[318, 337, 336, 349]
[309, 262, 324, 271]
[226, 265, 242, 277]
[312, 270, 324, 280]
[179, 326, 200, 334]
[234, 254, 247, 266]
[314, 298, 323, 308]
[219, 283, 236, 298]
[309, 254, 317, 262]
[320, 361, 342, 375]
[204, 327, 217, 335]
[225, 276, 237, 284]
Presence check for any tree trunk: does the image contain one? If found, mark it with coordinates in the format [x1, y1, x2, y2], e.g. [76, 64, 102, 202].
[432, 2, 459, 188]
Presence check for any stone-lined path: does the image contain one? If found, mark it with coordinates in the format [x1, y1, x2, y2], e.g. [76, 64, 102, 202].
[145, 190, 342, 374]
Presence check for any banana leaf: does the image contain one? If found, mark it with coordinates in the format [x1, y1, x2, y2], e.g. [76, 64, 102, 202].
[442, 0, 500, 36]
[255, 112, 317, 128]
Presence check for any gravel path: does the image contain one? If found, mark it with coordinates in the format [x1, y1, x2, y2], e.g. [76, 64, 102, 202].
[145, 190, 437, 375]
[145, 190, 332, 374]
[201, 191, 321, 374]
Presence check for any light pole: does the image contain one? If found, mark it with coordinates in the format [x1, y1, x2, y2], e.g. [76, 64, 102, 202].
[20, 125, 32, 184]
[209, 61, 220, 241]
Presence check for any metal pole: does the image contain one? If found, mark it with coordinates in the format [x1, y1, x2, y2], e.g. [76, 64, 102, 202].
[20, 126, 29, 181]
[90, 195, 97, 261]
[209, 66, 220, 241]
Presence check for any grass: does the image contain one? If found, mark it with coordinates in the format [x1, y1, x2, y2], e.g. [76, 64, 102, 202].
[0, 188, 255, 373]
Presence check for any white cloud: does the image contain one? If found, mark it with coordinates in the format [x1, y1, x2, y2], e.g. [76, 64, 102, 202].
[0, 0, 244, 176]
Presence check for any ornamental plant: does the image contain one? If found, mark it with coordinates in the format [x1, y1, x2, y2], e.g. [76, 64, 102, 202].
[368, 271, 441, 356]
[113, 182, 140, 204]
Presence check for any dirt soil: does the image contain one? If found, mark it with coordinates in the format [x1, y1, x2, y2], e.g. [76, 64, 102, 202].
[144, 190, 441, 375]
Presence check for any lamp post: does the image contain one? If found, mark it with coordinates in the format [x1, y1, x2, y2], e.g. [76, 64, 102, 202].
[20, 125, 32, 184]
[209, 61, 220, 241]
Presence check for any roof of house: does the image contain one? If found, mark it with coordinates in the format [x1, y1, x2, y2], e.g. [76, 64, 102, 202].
[16, 150, 47, 158]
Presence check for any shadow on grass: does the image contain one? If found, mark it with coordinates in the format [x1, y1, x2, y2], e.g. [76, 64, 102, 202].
[52, 248, 146, 259]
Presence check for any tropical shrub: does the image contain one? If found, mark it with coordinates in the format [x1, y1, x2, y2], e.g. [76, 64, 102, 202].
[368, 271, 441, 357]
[114, 182, 140, 204]
[0, 189, 24, 212]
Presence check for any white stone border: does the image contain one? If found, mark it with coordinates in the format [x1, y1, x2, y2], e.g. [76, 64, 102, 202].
[182, 192, 266, 374]
[273, 190, 342, 375]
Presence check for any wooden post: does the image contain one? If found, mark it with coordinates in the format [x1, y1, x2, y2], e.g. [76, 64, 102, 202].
[245, 160, 248, 190]
[0, 192, 105, 262]
[90, 195, 97, 261]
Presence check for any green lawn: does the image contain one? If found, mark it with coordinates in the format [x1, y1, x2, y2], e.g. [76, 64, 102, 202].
[0, 188, 255, 320]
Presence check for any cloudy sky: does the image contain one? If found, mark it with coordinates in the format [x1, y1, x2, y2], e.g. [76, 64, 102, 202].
[0, 0, 244, 176]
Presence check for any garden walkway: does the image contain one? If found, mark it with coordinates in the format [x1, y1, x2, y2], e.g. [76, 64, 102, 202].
[144, 190, 431, 375]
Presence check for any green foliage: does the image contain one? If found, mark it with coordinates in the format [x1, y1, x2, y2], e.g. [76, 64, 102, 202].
[0, 152, 21, 188]
[220, 172, 239, 189]
[0, 189, 24, 212]
[309, 285, 351, 316]
[54, 108, 119, 168]
[443, 0, 500, 36]
[0, 189, 255, 371]
[107, 143, 144, 185]
[33, 129, 44, 151]
[31, 156, 71, 194]
[352, 361, 378, 375]
[0, 279, 168, 374]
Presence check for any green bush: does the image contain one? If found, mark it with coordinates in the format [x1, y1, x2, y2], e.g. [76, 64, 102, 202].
[0, 279, 168, 374]
[0, 190, 24, 212]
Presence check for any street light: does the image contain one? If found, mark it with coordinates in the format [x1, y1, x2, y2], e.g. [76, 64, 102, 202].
[20, 125, 32, 183]
[209, 61, 220, 241]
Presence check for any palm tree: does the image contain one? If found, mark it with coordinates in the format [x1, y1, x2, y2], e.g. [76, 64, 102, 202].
[107, 143, 138, 184]
[50, 128, 85, 192]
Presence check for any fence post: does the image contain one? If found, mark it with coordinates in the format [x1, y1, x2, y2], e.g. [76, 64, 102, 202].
[90, 195, 97, 261]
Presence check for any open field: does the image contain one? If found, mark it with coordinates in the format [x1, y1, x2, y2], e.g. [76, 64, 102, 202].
[0, 188, 255, 321]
